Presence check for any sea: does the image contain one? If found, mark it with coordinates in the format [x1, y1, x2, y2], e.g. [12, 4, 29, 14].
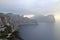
[18, 22, 60, 40]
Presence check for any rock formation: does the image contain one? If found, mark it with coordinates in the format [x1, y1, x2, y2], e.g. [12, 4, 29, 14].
[34, 15, 55, 23]
[0, 13, 37, 30]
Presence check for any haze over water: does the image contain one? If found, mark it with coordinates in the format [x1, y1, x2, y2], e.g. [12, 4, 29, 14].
[18, 20, 59, 40]
[0, 0, 60, 40]
[19, 23, 54, 40]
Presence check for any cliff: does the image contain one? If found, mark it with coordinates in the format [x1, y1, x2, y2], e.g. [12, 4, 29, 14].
[34, 15, 55, 23]
[0, 13, 37, 29]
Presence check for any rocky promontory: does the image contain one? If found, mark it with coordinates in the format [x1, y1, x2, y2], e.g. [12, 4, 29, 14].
[34, 15, 55, 23]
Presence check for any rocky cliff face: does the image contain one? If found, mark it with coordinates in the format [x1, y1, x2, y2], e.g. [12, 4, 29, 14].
[7, 13, 38, 27]
[0, 13, 37, 30]
[46, 15, 55, 23]
[0, 13, 8, 27]
[0, 13, 24, 40]
[34, 15, 55, 23]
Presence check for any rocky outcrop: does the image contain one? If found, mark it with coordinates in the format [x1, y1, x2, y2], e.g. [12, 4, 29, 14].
[34, 15, 55, 23]
[0, 13, 8, 27]
[0, 13, 37, 30]
[46, 15, 55, 23]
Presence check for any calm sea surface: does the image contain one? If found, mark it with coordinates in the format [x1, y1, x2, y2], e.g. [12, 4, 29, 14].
[18, 22, 60, 40]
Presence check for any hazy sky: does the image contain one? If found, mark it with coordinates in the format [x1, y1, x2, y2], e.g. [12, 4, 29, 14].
[0, 0, 60, 15]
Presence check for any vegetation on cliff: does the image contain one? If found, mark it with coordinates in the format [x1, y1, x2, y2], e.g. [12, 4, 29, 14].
[0, 25, 23, 40]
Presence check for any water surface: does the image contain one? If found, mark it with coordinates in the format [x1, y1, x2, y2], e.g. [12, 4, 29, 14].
[18, 23, 57, 40]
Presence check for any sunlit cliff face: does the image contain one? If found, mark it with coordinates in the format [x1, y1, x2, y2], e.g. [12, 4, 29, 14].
[23, 14, 35, 18]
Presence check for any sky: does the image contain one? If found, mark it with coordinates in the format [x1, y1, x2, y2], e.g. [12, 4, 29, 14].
[0, 0, 60, 16]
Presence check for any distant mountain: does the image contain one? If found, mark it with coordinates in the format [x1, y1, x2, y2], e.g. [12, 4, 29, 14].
[34, 15, 55, 23]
